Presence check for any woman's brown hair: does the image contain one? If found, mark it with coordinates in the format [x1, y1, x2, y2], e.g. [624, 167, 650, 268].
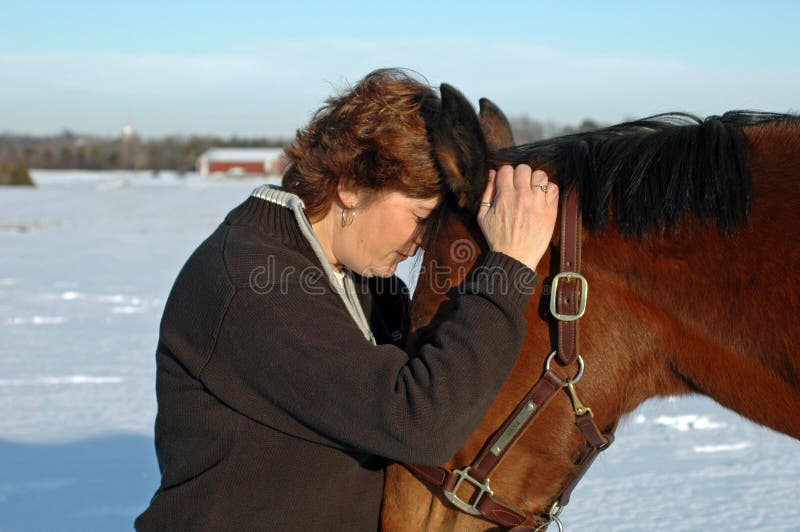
[282, 68, 444, 222]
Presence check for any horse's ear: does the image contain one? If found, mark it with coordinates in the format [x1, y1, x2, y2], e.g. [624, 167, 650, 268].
[479, 97, 515, 150]
[433, 83, 490, 212]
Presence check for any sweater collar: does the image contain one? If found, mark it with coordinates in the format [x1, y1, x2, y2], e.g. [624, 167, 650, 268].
[246, 185, 376, 345]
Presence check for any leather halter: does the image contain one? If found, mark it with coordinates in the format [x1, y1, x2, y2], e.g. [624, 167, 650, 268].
[403, 188, 615, 530]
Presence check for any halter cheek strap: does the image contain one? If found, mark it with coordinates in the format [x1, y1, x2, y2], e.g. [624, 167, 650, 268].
[554, 185, 586, 366]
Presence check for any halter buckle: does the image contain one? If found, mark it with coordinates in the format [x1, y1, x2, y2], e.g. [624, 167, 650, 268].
[549, 272, 588, 321]
[443, 467, 493, 516]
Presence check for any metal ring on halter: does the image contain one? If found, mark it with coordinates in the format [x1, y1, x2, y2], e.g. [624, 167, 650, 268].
[548, 501, 564, 532]
[534, 502, 565, 532]
[544, 350, 585, 384]
[479, 202, 492, 208]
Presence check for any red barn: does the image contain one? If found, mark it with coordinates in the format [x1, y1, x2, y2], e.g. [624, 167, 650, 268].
[197, 147, 286, 176]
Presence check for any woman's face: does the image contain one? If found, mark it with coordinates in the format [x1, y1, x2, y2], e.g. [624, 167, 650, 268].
[333, 190, 440, 278]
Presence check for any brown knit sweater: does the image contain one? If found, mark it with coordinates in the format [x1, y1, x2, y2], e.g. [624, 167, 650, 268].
[135, 193, 538, 531]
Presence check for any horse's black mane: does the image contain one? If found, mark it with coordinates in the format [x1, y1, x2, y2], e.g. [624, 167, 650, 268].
[492, 111, 796, 235]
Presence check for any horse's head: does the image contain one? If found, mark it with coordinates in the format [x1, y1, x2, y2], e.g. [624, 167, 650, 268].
[405, 84, 620, 527]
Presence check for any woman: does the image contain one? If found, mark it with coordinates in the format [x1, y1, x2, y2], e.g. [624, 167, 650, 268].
[135, 69, 558, 531]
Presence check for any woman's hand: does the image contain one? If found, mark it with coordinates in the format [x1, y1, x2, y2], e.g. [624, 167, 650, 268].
[477, 165, 559, 271]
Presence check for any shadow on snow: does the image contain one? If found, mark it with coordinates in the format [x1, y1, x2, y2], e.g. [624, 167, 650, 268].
[0, 434, 158, 532]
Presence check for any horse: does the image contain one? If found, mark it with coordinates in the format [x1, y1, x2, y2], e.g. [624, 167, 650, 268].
[381, 84, 800, 531]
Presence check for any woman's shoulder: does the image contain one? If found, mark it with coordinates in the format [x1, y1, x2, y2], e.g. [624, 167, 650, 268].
[222, 224, 320, 290]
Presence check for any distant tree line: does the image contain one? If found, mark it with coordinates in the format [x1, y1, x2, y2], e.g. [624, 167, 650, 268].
[0, 116, 602, 186]
[509, 117, 604, 144]
[0, 130, 288, 176]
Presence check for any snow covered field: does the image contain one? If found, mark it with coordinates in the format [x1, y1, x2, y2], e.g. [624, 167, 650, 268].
[1, 171, 797, 531]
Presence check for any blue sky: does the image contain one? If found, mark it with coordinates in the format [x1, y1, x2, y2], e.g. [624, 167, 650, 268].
[1, 0, 798, 137]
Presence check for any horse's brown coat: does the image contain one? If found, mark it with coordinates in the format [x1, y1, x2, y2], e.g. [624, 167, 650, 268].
[381, 97, 800, 531]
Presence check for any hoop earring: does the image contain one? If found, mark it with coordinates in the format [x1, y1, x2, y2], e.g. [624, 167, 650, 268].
[341, 207, 356, 227]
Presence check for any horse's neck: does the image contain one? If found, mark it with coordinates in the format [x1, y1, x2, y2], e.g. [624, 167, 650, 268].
[582, 169, 800, 438]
